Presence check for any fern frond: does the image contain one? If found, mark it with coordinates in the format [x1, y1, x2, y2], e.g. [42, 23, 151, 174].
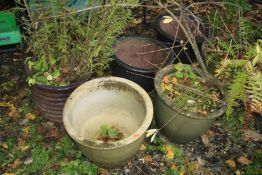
[246, 72, 262, 113]
[215, 59, 248, 79]
[226, 71, 248, 117]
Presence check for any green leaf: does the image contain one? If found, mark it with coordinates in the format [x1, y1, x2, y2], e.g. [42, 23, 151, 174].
[165, 169, 179, 175]
[174, 63, 184, 71]
[188, 72, 196, 79]
[108, 129, 118, 138]
[53, 70, 60, 79]
[175, 72, 184, 78]
[28, 78, 36, 86]
[47, 75, 53, 81]
[50, 57, 57, 65]
[28, 61, 34, 70]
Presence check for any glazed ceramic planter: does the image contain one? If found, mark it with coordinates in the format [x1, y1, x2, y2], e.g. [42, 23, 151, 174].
[111, 36, 175, 92]
[25, 65, 89, 123]
[63, 77, 153, 167]
[30, 81, 87, 123]
[155, 14, 209, 64]
[154, 65, 226, 144]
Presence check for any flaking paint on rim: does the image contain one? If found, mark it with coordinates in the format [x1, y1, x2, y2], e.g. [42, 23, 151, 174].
[63, 76, 154, 150]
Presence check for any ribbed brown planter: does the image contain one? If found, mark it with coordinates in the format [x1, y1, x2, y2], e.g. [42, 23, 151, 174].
[32, 82, 87, 122]
[25, 65, 89, 123]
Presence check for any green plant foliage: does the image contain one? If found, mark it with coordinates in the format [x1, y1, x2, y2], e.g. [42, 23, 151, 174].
[98, 125, 123, 142]
[240, 18, 262, 44]
[55, 135, 81, 158]
[223, 0, 251, 14]
[244, 163, 261, 175]
[25, 0, 138, 86]
[246, 73, 262, 106]
[215, 59, 248, 79]
[165, 169, 180, 175]
[207, 0, 251, 36]
[205, 38, 241, 72]
[226, 71, 248, 117]
[161, 64, 223, 114]
[60, 160, 98, 175]
[214, 40, 262, 117]
[27, 146, 51, 173]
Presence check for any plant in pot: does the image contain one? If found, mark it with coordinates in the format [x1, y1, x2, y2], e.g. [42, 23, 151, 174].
[24, 3, 133, 122]
[63, 77, 153, 168]
[154, 63, 226, 143]
[148, 1, 227, 144]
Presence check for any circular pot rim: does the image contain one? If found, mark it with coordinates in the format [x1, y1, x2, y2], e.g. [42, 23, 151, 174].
[155, 13, 210, 44]
[154, 64, 227, 120]
[63, 76, 154, 150]
[113, 36, 175, 73]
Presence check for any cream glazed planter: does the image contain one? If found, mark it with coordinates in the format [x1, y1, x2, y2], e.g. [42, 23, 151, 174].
[63, 76, 153, 168]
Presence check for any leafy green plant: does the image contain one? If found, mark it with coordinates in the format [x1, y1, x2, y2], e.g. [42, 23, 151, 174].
[55, 135, 81, 158]
[26, 146, 51, 173]
[240, 18, 262, 44]
[97, 125, 124, 143]
[214, 40, 262, 117]
[60, 160, 98, 175]
[226, 71, 248, 117]
[161, 63, 223, 114]
[25, 0, 138, 86]
[207, 0, 251, 35]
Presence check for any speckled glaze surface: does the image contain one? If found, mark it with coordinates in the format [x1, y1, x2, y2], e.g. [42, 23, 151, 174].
[63, 77, 153, 167]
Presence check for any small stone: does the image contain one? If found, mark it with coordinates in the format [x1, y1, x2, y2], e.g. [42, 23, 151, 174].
[19, 119, 29, 126]
[201, 134, 209, 146]
[24, 158, 33, 165]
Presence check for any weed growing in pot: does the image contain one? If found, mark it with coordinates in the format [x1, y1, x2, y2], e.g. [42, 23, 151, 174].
[97, 125, 124, 143]
[161, 63, 223, 115]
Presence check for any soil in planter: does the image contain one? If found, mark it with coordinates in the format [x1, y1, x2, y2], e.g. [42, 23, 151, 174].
[114, 38, 169, 69]
[97, 125, 124, 143]
[161, 63, 223, 115]
[159, 15, 208, 41]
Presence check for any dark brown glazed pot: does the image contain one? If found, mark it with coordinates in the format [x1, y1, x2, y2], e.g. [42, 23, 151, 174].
[111, 36, 175, 92]
[155, 14, 209, 64]
[25, 65, 89, 123]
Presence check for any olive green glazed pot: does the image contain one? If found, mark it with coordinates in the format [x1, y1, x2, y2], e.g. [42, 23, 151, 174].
[154, 65, 226, 144]
[63, 77, 153, 168]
